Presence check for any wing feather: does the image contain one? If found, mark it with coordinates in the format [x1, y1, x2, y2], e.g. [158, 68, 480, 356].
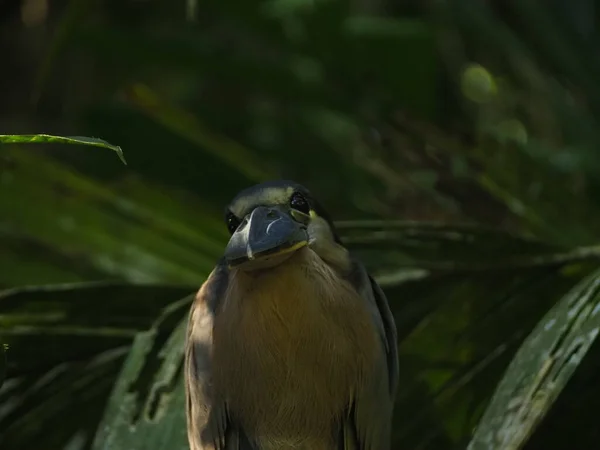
[345, 260, 399, 450]
[185, 262, 231, 450]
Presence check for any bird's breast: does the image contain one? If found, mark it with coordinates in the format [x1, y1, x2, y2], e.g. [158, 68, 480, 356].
[212, 248, 379, 444]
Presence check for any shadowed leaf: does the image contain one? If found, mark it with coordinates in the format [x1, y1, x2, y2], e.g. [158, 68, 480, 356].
[0, 283, 193, 450]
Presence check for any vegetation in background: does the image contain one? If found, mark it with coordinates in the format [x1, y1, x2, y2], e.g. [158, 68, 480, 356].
[2, 1, 600, 449]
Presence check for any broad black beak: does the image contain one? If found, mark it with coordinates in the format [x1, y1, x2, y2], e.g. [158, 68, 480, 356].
[224, 206, 309, 270]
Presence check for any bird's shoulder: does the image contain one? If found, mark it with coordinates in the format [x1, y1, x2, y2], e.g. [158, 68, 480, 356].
[192, 258, 230, 314]
[344, 257, 399, 396]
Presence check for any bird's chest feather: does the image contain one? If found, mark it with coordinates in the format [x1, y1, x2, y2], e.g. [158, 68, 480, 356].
[212, 249, 379, 441]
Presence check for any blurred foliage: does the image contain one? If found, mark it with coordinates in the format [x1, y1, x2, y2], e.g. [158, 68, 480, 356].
[3, 0, 600, 449]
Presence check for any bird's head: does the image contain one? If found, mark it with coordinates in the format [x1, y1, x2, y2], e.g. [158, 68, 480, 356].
[223, 180, 349, 272]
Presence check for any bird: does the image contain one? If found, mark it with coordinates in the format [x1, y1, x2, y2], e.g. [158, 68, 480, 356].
[185, 180, 399, 450]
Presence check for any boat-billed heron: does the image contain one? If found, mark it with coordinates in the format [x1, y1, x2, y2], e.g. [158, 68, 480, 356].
[185, 180, 398, 450]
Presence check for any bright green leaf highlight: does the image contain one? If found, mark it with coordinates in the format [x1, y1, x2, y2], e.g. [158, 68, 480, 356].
[0, 134, 126, 165]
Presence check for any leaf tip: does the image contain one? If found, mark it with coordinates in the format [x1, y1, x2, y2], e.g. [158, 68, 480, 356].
[115, 146, 127, 165]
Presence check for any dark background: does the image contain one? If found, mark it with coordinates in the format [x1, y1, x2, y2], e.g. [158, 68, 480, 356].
[3, 0, 600, 449]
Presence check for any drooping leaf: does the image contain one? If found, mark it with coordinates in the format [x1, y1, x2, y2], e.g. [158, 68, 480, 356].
[0, 134, 126, 164]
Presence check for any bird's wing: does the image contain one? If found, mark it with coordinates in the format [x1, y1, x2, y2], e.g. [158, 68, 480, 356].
[344, 261, 399, 450]
[185, 262, 255, 450]
[349, 260, 399, 396]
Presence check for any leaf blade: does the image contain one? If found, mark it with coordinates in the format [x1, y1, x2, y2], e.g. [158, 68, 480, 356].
[468, 266, 600, 450]
[0, 134, 126, 164]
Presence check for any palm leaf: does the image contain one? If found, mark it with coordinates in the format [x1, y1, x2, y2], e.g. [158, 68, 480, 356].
[468, 266, 600, 450]
[92, 297, 191, 450]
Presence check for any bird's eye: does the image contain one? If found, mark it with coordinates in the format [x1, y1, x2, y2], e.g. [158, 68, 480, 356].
[225, 211, 241, 235]
[290, 192, 310, 215]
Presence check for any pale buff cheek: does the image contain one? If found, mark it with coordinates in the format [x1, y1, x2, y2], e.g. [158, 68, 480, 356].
[307, 220, 350, 274]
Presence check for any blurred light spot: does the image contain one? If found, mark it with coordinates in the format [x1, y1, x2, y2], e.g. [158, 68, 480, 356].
[116, 198, 137, 214]
[450, 156, 469, 177]
[369, 127, 382, 145]
[290, 57, 323, 85]
[21, 0, 48, 27]
[461, 63, 497, 104]
[544, 318, 556, 331]
[249, 123, 280, 148]
[282, 17, 307, 43]
[496, 119, 528, 145]
[409, 170, 438, 189]
[509, 198, 526, 215]
[58, 216, 76, 232]
[185, 0, 198, 22]
[549, 150, 581, 172]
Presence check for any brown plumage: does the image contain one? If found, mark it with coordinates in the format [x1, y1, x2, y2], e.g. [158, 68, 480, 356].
[185, 181, 398, 450]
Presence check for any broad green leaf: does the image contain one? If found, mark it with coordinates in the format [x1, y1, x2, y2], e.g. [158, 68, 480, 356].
[0, 134, 126, 165]
[468, 265, 600, 450]
[92, 297, 191, 450]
